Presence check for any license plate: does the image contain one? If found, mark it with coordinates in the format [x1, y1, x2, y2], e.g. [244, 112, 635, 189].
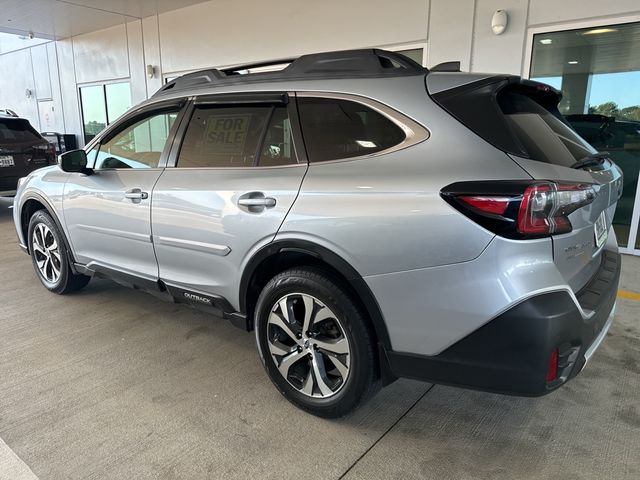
[0, 156, 14, 167]
[594, 211, 608, 248]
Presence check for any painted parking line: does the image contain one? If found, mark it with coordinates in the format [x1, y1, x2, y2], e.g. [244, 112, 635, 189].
[0, 437, 38, 480]
[618, 290, 640, 302]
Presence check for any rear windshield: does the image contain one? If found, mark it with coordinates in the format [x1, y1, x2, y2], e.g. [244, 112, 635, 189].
[0, 118, 43, 145]
[432, 79, 597, 167]
[497, 89, 596, 167]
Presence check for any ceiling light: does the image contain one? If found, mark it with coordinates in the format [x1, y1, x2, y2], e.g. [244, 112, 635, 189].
[539, 38, 553, 45]
[583, 28, 618, 35]
[356, 140, 377, 148]
[568, 60, 579, 65]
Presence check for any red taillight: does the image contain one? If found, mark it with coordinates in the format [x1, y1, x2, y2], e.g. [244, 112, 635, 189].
[517, 183, 596, 236]
[546, 348, 559, 382]
[458, 196, 511, 215]
[442, 181, 596, 239]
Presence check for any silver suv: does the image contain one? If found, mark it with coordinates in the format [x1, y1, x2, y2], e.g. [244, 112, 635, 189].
[13, 50, 621, 417]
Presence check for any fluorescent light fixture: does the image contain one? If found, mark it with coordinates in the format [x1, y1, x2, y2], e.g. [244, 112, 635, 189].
[583, 28, 618, 35]
[356, 140, 377, 148]
[568, 60, 579, 65]
[539, 38, 553, 45]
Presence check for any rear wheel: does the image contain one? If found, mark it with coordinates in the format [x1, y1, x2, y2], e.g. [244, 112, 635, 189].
[28, 210, 90, 294]
[255, 267, 378, 417]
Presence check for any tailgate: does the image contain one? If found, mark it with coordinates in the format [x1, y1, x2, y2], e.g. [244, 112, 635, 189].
[431, 76, 623, 292]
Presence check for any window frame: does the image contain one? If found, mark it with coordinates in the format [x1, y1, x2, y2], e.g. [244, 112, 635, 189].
[86, 98, 188, 171]
[295, 91, 430, 165]
[166, 92, 307, 169]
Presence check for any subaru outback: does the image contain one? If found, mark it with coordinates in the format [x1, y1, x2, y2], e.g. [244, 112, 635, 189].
[13, 49, 621, 417]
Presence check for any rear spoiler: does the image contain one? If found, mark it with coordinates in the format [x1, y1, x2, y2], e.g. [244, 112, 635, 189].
[430, 61, 461, 72]
[430, 76, 564, 159]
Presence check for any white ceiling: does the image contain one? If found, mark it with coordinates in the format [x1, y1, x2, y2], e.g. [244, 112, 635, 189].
[0, 0, 210, 40]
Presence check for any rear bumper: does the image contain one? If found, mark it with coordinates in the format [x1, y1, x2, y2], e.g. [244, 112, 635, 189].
[386, 250, 620, 396]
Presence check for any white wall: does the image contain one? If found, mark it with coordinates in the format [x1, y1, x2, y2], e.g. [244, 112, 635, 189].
[157, 0, 429, 74]
[428, 0, 640, 73]
[0, 49, 39, 126]
[427, 0, 475, 71]
[1, 0, 639, 146]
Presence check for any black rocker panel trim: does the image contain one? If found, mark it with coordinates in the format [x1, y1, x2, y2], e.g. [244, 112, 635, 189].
[164, 284, 236, 314]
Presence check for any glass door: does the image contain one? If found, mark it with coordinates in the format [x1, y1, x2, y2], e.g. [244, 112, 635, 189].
[529, 20, 640, 253]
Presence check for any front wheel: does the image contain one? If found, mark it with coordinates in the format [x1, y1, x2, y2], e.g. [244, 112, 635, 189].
[255, 267, 378, 418]
[28, 210, 91, 294]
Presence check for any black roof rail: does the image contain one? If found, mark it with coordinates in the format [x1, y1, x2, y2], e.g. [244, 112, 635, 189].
[221, 57, 297, 75]
[152, 48, 426, 97]
[431, 61, 462, 72]
[0, 108, 19, 117]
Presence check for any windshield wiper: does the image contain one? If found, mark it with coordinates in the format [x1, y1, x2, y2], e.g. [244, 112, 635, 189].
[571, 152, 610, 170]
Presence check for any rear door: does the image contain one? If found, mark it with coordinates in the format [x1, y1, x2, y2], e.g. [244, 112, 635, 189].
[151, 93, 307, 309]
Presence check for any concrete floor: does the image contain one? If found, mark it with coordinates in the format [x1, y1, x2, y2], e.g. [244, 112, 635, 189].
[0, 196, 639, 480]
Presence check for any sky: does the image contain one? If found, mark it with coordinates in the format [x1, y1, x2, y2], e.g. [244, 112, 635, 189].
[531, 71, 640, 109]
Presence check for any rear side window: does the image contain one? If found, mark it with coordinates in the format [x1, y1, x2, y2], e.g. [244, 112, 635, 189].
[177, 105, 297, 168]
[297, 97, 405, 163]
[0, 118, 42, 145]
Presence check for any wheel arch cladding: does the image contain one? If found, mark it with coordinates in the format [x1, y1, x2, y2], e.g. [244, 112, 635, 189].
[240, 240, 392, 351]
[21, 198, 48, 252]
[21, 194, 78, 272]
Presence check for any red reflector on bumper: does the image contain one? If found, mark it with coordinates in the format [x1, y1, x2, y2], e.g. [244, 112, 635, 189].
[546, 348, 559, 382]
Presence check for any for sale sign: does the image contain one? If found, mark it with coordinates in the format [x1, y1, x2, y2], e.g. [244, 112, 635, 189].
[203, 114, 251, 155]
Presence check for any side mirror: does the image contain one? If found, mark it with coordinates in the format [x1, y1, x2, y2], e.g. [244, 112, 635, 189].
[59, 149, 91, 174]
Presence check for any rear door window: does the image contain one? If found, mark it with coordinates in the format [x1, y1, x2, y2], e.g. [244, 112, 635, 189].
[177, 105, 297, 168]
[297, 97, 406, 163]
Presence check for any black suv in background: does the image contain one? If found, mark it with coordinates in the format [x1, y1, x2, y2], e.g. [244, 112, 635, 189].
[0, 110, 56, 197]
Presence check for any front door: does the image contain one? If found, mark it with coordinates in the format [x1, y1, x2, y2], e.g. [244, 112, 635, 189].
[151, 94, 307, 309]
[64, 105, 183, 280]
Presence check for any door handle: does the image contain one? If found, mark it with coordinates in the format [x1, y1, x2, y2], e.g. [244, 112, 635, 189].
[238, 197, 276, 207]
[125, 188, 149, 201]
[237, 192, 277, 212]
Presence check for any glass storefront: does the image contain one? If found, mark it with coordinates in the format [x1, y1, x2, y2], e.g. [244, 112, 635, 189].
[79, 82, 132, 144]
[530, 21, 640, 251]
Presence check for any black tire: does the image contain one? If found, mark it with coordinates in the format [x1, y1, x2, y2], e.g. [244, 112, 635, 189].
[27, 210, 91, 294]
[255, 266, 379, 418]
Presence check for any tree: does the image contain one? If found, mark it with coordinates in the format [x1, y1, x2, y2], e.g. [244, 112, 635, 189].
[620, 106, 640, 122]
[589, 101, 619, 118]
[588, 102, 640, 122]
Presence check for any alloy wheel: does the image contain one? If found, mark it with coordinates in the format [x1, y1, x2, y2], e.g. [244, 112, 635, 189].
[266, 293, 351, 398]
[32, 223, 61, 284]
